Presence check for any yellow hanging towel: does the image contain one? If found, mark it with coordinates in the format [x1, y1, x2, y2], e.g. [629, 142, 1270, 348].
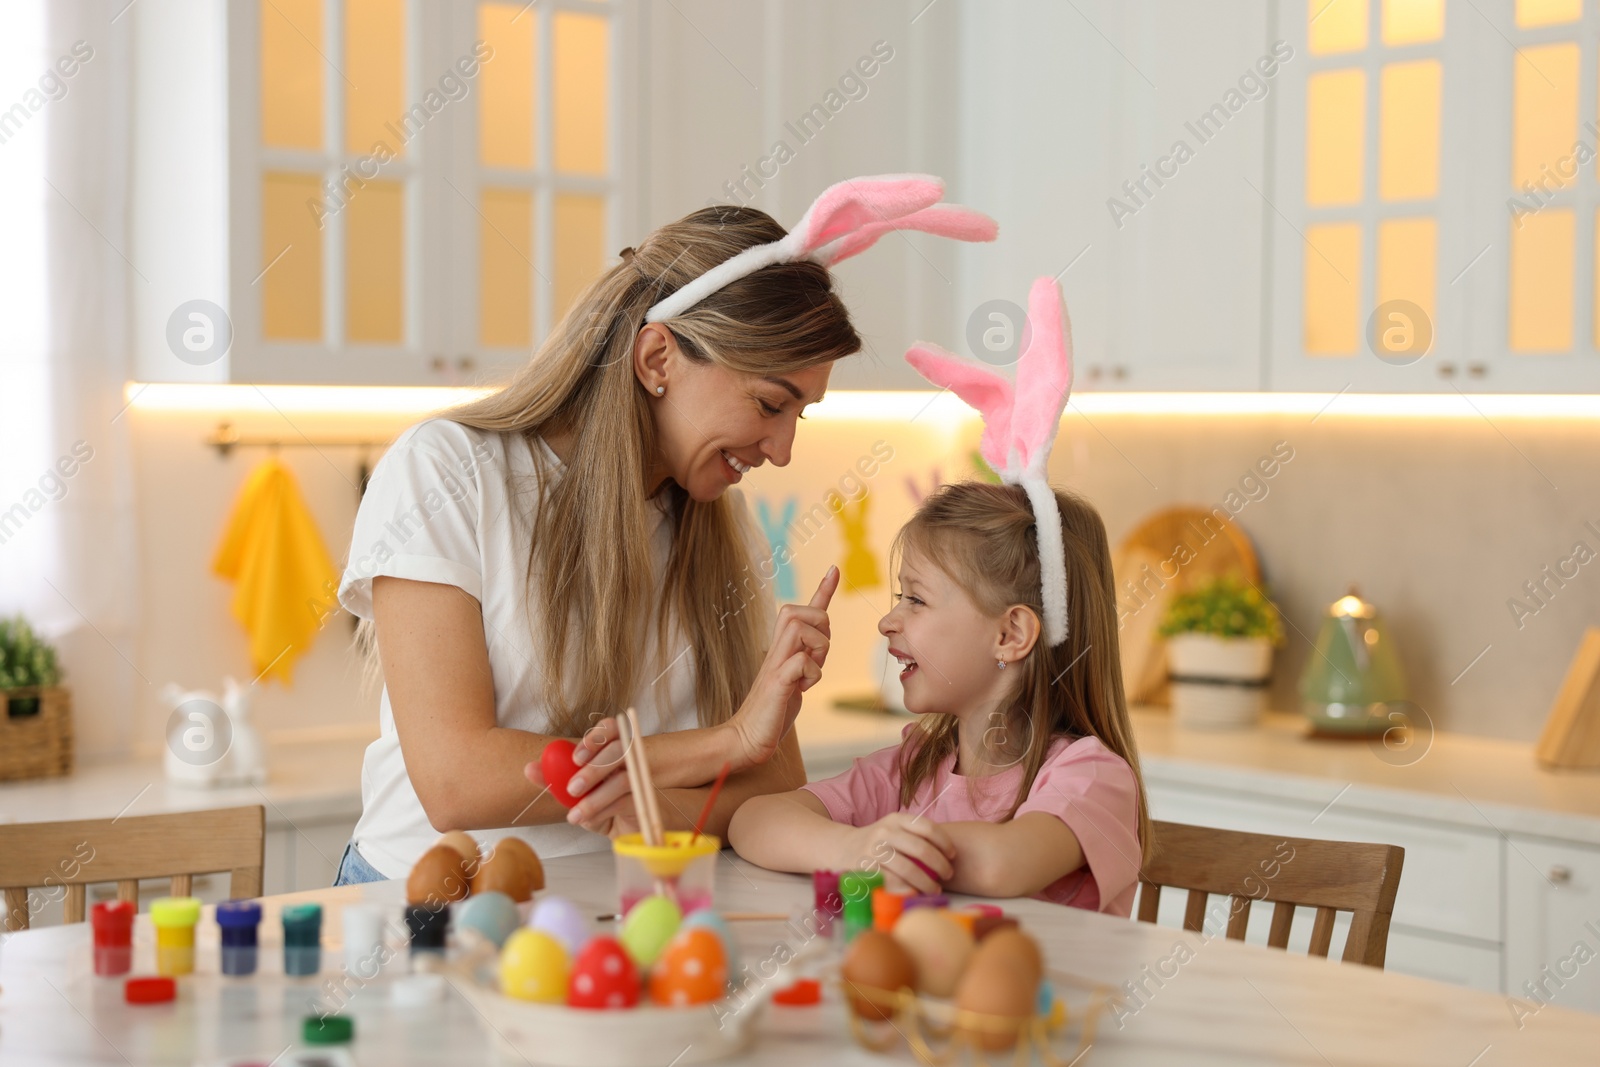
[211, 458, 341, 686]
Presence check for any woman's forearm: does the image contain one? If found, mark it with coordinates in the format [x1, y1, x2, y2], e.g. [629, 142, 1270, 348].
[650, 732, 808, 841]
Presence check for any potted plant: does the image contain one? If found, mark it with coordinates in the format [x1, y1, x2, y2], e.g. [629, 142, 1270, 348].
[1158, 576, 1283, 729]
[0, 615, 73, 780]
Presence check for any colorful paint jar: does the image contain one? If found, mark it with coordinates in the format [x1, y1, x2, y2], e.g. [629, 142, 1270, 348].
[149, 896, 201, 977]
[281, 903, 323, 977]
[90, 901, 134, 977]
[342, 903, 385, 978]
[406, 903, 450, 958]
[812, 870, 842, 933]
[871, 887, 907, 932]
[215, 899, 262, 976]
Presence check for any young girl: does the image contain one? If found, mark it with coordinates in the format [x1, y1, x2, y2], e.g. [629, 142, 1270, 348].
[728, 278, 1150, 915]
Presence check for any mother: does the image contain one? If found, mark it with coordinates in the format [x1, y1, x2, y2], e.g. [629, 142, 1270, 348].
[330, 205, 851, 883]
[332, 175, 994, 883]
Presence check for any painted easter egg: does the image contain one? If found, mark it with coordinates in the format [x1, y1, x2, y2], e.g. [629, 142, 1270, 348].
[529, 895, 591, 956]
[540, 739, 581, 807]
[681, 909, 742, 985]
[619, 895, 681, 969]
[499, 929, 569, 1003]
[648, 928, 728, 1007]
[454, 891, 519, 948]
[567, 936, 641, 1010]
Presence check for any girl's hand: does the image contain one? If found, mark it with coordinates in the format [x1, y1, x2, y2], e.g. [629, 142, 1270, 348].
[725, 566, 839, 770]
[839, 812, 957, 896]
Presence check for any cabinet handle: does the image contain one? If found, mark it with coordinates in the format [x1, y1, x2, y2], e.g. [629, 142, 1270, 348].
[1087, 365, 1104, 382]
[1112, 365, 1128, 381]
[1549, 865, 1572, 884]
[430, 356, 446, 373]
[1437, 362, 1456, 378]
[457, 356, 475, 372]
[1467, 363, 1487, 378]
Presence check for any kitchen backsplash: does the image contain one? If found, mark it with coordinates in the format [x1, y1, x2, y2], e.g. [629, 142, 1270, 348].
[97, 399, 1599, 763]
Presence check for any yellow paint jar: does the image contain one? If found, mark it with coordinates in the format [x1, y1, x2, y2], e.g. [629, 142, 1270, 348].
[150, 896, 201, 976]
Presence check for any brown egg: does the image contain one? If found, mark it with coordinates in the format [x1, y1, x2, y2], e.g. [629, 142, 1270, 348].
[489, 836, 544, 893]
[891, 908, 974, 998]
[472, 842, 537, 902]
[841, 930, 916, 1022]
[436, 831, 482, 874]
[407, 845, 472, 906]
[981, 928, 1043, 983]
[954, 932, 1043, 1052]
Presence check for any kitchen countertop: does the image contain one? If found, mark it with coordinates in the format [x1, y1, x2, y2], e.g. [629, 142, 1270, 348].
[1132, 707, 1600, 846]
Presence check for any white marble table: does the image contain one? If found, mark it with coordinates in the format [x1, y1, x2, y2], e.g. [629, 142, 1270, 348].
[2, 850, 1597, 1066]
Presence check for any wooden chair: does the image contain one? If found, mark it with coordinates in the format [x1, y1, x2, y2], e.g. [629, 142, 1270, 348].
[1136, 820, 1405, 967]
[0, 805, 265, 932]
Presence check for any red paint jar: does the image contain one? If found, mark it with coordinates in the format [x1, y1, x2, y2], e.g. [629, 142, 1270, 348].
[91, 900, 135, 977]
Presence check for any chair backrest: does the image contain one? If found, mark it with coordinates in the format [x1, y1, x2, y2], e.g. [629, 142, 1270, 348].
[1136, 819, 1405, 967]
[0, 804, 265, 932]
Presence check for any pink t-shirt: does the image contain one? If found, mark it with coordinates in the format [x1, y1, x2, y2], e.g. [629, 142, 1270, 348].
[801, 724, 1142, 916]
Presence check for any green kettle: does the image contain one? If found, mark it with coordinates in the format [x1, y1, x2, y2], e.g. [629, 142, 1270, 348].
[1299, 587, 1409, 736]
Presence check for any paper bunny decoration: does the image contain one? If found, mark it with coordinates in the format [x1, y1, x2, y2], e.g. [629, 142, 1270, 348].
[755, 496, 800, 602]
[905, 469, 942, 505]
[833, 493, 881, 590]
[645, 174, 998, 322]
[904, 276, 1075, 646]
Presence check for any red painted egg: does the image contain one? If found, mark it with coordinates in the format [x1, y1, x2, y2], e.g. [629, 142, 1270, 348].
[648, 928, 727, 1007]
[567, 937, 640, 1010]
[541, 740, 581, 808]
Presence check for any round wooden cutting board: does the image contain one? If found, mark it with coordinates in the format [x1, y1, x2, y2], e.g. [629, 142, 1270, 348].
[1112, 506, 1262, 706]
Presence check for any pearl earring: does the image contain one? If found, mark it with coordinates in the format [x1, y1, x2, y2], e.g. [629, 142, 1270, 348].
[655, 385, 665, 396]
[997, 658, 1007, 670]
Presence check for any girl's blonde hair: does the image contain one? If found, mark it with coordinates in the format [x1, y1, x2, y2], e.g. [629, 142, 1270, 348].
[892, 481, 1152, 863]
[359, 205, 860, 740]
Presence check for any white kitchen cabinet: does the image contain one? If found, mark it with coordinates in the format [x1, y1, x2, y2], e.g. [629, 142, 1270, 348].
[132, 0, 637, 387]
[1505, 835, 1600, 1015]
[958, 0, 1270, 392]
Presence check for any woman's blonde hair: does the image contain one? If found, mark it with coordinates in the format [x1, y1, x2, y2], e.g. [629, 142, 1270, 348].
[892, 482, 1152, 863]
[360, 206, 860, 740]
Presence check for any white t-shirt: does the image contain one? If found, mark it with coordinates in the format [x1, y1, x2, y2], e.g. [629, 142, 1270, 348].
[337, 418, 771, 879]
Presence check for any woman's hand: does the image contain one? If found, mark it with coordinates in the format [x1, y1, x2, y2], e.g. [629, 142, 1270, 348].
[522, 719, 633, 829]
[838, 812, 958, 896]
[724, 566, 839, 771]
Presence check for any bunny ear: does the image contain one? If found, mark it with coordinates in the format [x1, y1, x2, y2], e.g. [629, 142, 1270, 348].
[904, 342, 1017, 476]
[789, 174, 945, 258]
[814, 204, 999, 266]
[1007, 277, 1074, 476]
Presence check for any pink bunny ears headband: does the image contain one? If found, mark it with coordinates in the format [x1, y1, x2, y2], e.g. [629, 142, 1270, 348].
[643, 174, 998, 323]
[905, 277, 1075, 647]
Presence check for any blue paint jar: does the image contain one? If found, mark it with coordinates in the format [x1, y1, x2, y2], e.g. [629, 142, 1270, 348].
[282, 903, 323, 977]
[215, 899, 262, 976]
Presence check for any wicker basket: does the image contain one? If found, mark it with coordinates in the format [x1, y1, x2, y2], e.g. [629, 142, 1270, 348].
[0, 686, 73, 781]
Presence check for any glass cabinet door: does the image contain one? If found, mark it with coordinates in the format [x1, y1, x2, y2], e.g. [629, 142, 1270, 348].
[235, 0, 440, 382]
[445, 0, 618, 381]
